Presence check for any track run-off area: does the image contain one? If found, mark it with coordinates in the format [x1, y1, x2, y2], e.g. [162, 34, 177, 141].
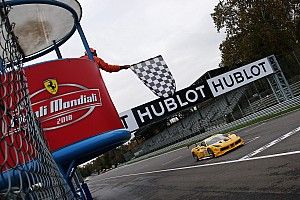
[88, 110, 300, 200]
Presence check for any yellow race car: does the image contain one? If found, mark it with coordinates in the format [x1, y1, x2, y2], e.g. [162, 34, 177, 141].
[191, 133, 244, 161]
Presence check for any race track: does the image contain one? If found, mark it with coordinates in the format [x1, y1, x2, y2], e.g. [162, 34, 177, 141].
[87, 110, 300, 200]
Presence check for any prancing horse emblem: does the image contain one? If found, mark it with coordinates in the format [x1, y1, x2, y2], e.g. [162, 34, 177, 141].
[44, 79, 58, 95]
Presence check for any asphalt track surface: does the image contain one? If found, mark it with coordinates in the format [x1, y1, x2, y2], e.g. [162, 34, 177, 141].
[88, 110, 300, 200]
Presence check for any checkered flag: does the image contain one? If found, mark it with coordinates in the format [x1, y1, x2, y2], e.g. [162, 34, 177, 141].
[130, 55, 176, 98]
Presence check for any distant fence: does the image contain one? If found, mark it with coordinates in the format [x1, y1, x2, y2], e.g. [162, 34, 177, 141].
[0, 3, 74, 199]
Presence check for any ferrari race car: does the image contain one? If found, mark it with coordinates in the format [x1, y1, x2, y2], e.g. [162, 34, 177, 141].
[191, 133, 244, 161]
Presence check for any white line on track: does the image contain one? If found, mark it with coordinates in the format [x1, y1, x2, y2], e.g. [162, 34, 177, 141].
[162, 156, 182, 166]
[240, 126, 300, 159]
[99, 150, 300, 181]
[245, 136, 260, 144]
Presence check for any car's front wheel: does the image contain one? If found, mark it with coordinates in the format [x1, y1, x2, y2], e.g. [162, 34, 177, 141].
[192, 153, 199, 162]
[207, 148, 215, 158]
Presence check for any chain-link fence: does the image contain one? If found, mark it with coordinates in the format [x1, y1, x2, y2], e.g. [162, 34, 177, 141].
[0, 2, 74, 199]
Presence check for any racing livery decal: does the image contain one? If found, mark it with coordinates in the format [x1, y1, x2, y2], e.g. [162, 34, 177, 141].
[44, 79, 58, 95]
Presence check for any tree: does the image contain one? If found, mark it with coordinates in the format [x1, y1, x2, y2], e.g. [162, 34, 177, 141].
[211, 0, 300, 68]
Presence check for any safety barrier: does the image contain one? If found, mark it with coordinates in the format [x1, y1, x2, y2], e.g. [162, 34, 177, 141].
[290, 81, 300, 96]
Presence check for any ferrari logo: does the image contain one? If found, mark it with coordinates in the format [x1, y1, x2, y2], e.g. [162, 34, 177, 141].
[44, 79, 58, 95]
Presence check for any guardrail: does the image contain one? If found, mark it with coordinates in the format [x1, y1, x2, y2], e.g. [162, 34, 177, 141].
[291, 81, 300, 96]
[127, 95, 300, 164]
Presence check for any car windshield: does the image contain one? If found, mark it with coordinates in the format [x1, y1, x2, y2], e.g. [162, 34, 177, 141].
[205, 135, 227, 145]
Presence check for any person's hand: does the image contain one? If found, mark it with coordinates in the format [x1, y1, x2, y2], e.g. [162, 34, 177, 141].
[120, 65, 131, 70]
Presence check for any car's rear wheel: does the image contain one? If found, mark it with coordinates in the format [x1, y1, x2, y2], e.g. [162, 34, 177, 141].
[207, 148, 215, 158]
[192, 153, 199, 162]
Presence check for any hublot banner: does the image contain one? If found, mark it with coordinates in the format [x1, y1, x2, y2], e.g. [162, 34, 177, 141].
[120, 82, 213, 131]
[207, 57, 274, 97]
[120, 56, 276, 132]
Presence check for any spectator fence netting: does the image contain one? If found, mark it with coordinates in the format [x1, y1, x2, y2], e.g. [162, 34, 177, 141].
[0, 1, 74, 199]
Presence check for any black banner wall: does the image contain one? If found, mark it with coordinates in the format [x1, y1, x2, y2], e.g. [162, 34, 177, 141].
[119, 55, 276, 132]
[120, 81, 213, 131]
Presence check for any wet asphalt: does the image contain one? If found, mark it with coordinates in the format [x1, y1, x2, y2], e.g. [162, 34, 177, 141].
[88, 109, 300, 200]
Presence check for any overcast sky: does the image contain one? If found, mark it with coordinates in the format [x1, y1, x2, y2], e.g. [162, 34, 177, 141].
[38, 0, 225, 113]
